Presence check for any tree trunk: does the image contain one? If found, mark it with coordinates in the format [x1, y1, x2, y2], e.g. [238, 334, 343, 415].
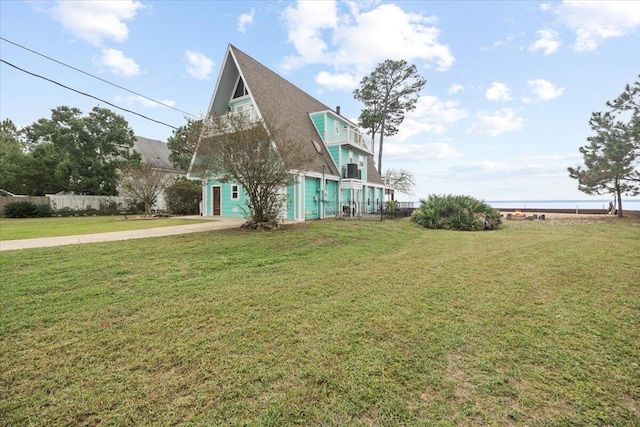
[378, 121, 385, 174]
[616, 185, 623, 218]
[370, 126, 375, 156]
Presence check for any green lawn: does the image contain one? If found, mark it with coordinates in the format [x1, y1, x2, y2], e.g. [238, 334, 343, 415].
[1, 218, 638, 426]
[0, 216, 212, 240]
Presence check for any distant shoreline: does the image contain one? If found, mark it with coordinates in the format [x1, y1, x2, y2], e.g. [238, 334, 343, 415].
[498, 208, 640, 218]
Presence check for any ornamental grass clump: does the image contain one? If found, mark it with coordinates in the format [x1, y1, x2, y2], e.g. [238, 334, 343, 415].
[4, 201, 52, 218]
[412, 194, 501, 230]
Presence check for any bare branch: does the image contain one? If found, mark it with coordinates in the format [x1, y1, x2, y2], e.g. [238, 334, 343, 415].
[198, 113, 316, 223]
[120, 163, 173, 216]
[383, 168, 416, 196]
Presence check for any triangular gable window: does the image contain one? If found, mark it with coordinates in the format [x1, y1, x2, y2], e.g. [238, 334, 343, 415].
[233, 77, 248, 99]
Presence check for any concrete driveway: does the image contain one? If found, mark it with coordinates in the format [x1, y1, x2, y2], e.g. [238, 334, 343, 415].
[0, 216, 246, 251]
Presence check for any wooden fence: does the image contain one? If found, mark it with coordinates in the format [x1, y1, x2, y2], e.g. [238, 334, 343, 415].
[47, 195, 129, 212]
[0, 195, 130, 216]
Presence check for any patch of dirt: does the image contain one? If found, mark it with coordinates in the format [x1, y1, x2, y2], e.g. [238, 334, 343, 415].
[501, 212, 635, 225]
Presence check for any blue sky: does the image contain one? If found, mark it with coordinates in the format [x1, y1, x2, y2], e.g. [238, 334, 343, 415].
[1, 1, 639, 201]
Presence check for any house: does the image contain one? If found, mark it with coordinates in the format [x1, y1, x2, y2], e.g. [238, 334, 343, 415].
[133, 136, 183, 176]
[131, 136, 185, 210]
[188, 44, 385, 221]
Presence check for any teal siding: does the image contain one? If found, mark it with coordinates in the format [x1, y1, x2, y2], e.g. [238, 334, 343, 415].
[341, 189, 351, 204]
[328, 146, 340, 166]
[204, 179, 246, 218]
[229, 97, 252, 110]
[310, 112, 325, 140]
[341, 147, 350, 163]
[369, 187, 376, 213]
[304, 177, 320, 220]
[287, 185, 294, 220]
[341, 147, 351, 173]
[360, 153, 367, 180]
[327, 115, 338, 137]
[221, 183, 247, 217]
[324, 180, 339, 217]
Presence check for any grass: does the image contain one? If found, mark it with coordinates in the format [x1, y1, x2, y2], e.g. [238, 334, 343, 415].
[0, 216, 212, 240]
[1, 217, 639, 426]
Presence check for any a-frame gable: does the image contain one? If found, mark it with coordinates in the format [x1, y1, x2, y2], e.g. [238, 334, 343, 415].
[191, 44, 384, 184]
[206, 45, 259, 119]
[228, 45, 342, 178]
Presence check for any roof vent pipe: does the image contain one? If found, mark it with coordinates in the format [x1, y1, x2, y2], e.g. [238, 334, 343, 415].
[336, 106, 341, 116]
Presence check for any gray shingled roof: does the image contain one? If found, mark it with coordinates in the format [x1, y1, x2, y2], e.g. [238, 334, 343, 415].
[192, 44, 383, 185]
[133, 136, 183, 173]
[229, 45, 340, 177]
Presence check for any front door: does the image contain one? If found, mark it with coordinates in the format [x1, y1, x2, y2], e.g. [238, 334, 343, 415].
[212, 186, 221, 216]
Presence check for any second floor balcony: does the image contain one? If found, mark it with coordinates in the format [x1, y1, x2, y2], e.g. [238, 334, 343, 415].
[325, 126, 373, 153]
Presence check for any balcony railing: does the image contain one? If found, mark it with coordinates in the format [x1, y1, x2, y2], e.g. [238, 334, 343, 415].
[229, 105, 259, 121]
[325, 127, 372, 151]
[203, 106, 261, 137]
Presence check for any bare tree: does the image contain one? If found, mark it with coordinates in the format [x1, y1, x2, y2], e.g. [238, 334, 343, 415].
[383, 168, 416, 196]
[199, 113, 315, 224]
[120, 163, 173, 216]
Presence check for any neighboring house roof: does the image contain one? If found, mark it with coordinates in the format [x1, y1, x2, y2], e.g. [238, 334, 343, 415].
[191, 44, 383, 184]
[133, 136, 183, 173]
[367, 156, 384, 185]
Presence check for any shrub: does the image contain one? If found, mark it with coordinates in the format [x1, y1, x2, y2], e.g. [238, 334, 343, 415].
[98, 200, 121, 214]
[165, 179, 202, 215]
[385, 200, 397, 217]
[4, 201, 52, 218]
[34, 203, 53, 217]
[411, 194, 501, 231]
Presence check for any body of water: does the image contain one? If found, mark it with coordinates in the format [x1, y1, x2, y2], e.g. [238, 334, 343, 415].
[486, 199, 640, 211]
[397, 199, 640, 211]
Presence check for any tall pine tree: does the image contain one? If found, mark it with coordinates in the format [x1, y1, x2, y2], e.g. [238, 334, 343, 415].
[353, 60, 426, 174]
[568, 76, 640, 217]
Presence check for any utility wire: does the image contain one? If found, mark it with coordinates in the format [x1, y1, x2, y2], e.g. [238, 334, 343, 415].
[1, 58, 178, 130]
[0, 36, 199, 119]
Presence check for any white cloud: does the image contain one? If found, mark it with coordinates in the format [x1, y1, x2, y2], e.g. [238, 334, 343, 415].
[238, 7, 255, 33]
[281, 1, 338, 70]
[485, 82, 512, 101]
[448, 84, 464, 94]
[315, 71, 361, 91]
[540, 3, 552, 12]
[467, 108, 524, 136]
[527, 79, 564, 100]
[448, 154, 580, 180]
[529, 29, 560, 55]
[555, 1, 640, 51]
[385, 142, 463, 162]
[96, 48, 140, 77]
[281, 1, 454, 91]
[393, 96, 469, 142]
[115, 95, 176, 108]
[185, 50, 214, 80]
[46, 0, 143, 46]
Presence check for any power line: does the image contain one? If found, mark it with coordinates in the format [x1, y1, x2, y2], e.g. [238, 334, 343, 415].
[0, 36, 199, 119]
[1, 58, 178, 130]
